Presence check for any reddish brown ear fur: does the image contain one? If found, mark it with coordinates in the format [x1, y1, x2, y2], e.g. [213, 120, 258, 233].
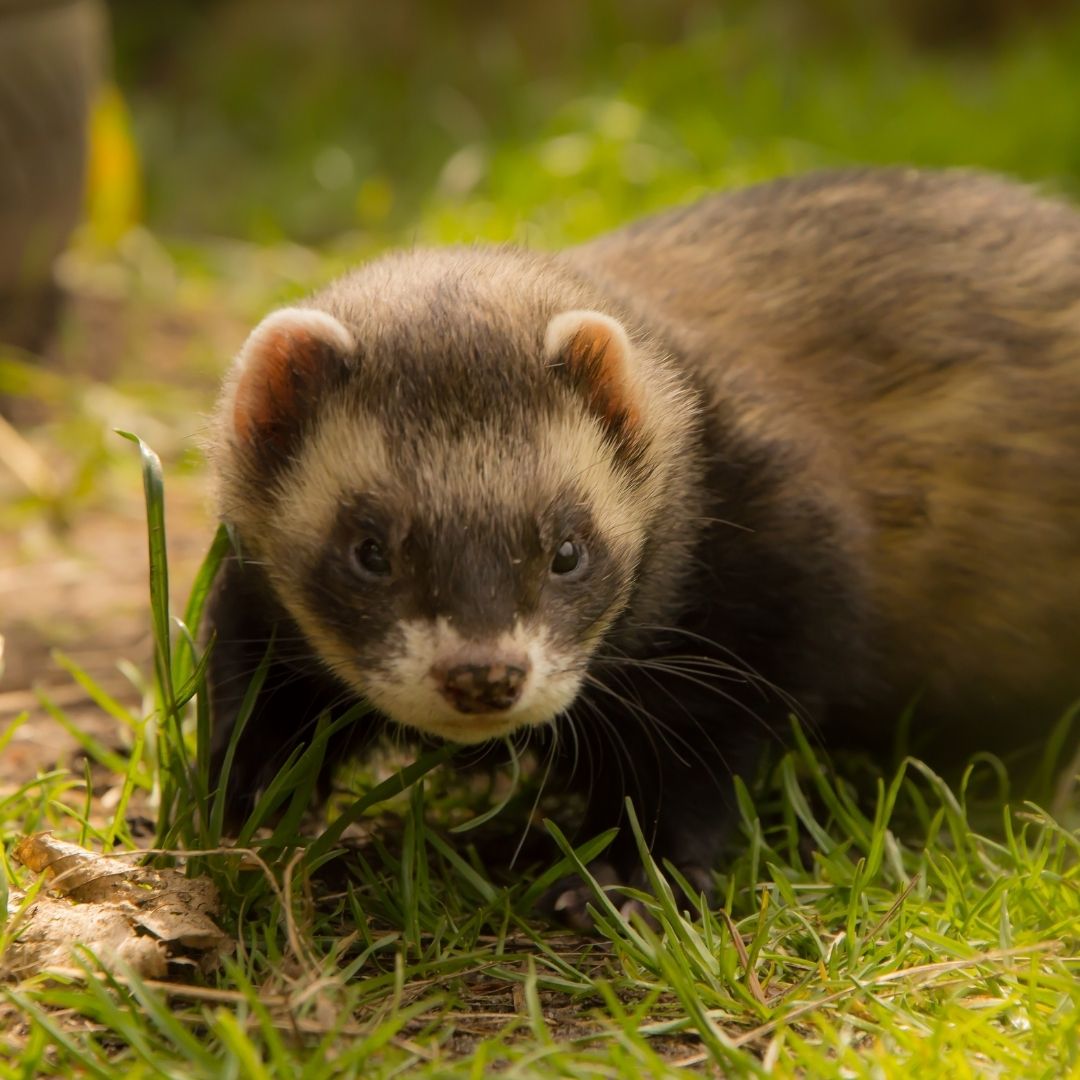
[231, 309, 353, 446]
[545, 310, 642, 435]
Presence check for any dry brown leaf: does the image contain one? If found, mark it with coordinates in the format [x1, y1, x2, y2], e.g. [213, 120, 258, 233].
[3, 832, 231, 981]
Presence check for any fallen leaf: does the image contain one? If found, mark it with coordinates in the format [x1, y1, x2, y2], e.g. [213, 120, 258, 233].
[3, 832, 231, 981]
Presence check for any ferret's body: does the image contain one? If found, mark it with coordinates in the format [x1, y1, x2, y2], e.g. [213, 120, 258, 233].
[573, 169, 1080, 735]
[206, 169, 1080, 909]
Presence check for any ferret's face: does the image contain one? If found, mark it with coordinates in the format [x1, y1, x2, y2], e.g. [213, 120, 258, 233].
[212, 261, 692, 743]
[277, 426, 628, 743]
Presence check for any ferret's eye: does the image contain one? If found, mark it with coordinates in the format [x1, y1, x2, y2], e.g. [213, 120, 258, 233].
[350, 538, 391, 579]
[550, 538, 586, 576]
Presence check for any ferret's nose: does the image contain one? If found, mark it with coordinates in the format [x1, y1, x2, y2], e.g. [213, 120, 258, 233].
[435, 660, 529, 714]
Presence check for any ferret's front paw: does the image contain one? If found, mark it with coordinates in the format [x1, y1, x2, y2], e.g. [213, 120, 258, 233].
[538, 860, 715, 931]
[541, 859, 624, 931]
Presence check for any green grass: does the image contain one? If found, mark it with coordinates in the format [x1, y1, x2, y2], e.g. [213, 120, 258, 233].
[3, 8, 1080, 1074]
[113, 2, 1080, 246]
[1, 433, 1077, 1078]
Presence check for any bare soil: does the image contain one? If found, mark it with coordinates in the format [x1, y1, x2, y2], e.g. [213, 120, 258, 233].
[0, 286, 229, 802]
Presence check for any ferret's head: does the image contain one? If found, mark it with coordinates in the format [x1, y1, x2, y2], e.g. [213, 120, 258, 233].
[210, 249, 699, 743]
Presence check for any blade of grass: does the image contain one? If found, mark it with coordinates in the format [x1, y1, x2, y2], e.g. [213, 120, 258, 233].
[304, 744, 457, 865]
[116, 431, 176, 720]
[206, 638, 275, 846]
[1, 989, 113, 1079]
[50, 650, 141, 732]
[34, 690, 151, 787]
[449, 742, 521, 834]
[517, 827, 618, 912]
[0, 711, 30, 759]
[175, 522, 231, 685]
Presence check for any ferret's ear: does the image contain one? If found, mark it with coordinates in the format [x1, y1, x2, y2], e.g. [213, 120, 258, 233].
[230, 308, 354, 448]
[544, 309, 643, 438]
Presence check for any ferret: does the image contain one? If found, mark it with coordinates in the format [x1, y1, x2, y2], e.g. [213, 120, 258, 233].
[205, 167, 1080, 916]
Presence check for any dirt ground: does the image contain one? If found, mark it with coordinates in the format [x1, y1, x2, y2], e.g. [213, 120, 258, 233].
[0, 283, 239, 802]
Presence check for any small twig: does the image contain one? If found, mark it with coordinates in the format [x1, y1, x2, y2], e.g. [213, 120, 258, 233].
[862, 874, 921, 944]
[0, 413, 58, 499]
[729, 941, 1060, 1048]
[718, 909, 766, 1007]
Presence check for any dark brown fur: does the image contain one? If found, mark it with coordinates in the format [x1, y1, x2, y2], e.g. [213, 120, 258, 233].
[572, 168, 1080, 740]
[206, 168, 1080, 912]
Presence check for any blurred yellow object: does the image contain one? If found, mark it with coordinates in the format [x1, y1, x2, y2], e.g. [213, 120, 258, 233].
[86, 83, 143, 248]
[355, 175, 394, 227]
[0, 0, 106, 352]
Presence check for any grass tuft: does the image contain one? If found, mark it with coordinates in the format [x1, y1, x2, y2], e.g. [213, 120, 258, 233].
[2, 453, 1077, 1076]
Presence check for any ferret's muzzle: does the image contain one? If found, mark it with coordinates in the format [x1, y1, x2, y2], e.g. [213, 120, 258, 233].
[433, 659, 531, 714]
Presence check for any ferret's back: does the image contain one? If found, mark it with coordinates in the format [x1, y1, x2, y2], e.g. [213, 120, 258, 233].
[571, 168, 1080, 728]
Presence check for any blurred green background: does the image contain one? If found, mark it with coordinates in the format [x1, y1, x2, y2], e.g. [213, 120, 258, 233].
[103, 0, 1080, 251]
[5, 0, 1080, 540]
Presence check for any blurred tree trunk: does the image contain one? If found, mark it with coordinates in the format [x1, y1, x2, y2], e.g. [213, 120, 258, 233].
[889, 0, 1072, 47]
[0, 0, 107, 354]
